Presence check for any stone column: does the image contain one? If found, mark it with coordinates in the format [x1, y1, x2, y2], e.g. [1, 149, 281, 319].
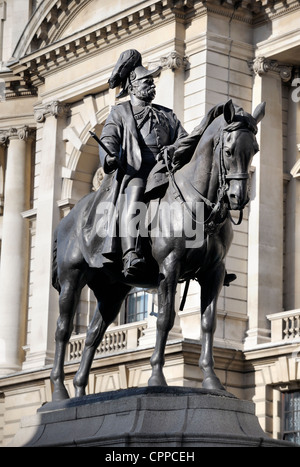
[245, 58, 292, 348]
[0, 127, 33, 374]
[22, 101, 69, 370]
[285, 87, 300, 310]
[0, 143, 5, 215]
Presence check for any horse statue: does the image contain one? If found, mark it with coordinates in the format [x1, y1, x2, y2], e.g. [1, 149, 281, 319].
[50, 100, 265, 401]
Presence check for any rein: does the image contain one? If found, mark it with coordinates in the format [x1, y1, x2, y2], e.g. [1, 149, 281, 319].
[163, 149, 218, 226]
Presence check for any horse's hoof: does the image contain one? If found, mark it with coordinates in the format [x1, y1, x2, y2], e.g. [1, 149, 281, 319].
[202, 375, 225, 391]
[52, 387, 70, 402]
[74, 386, 86, 398]
[148, 374, 168, 387]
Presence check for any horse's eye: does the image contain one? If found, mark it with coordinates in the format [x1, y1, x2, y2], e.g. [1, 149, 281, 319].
[225, 149, 232, 157]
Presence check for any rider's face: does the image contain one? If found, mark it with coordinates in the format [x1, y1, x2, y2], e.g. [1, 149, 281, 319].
[130, 77, 156, 103]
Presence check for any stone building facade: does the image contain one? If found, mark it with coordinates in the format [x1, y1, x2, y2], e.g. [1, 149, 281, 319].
[0, 0, 299, 446]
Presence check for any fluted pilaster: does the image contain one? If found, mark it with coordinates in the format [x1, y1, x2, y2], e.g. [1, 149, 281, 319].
[0, 126, 34, 374]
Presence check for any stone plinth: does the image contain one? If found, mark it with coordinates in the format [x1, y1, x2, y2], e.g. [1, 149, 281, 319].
[9, 387, 296, 447]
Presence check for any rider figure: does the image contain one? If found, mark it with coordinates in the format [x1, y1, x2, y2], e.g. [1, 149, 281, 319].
[99, 49, 187, 277]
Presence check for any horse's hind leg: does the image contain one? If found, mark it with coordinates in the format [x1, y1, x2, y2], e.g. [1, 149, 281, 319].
[73, 282, 131, 397]
[50, 269, 85, 401]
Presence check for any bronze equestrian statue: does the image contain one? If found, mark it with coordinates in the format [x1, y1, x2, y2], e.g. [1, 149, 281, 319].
[50, 49, 265, 401]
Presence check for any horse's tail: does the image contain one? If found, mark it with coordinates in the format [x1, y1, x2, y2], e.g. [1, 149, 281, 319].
[52, 230, 61, 293]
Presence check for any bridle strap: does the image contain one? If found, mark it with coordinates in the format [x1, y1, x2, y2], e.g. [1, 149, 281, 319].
[228, 209, 243, 226]
[225, 173, 249, 180]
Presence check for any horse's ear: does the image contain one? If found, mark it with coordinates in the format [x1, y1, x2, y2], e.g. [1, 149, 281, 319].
[223, 99, 235, 124]
[252, 102, 266, 124]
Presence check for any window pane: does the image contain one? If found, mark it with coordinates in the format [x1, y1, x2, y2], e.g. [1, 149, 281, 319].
[126, 288, 149, 323]
[127, 295, 136, 323]
[282, 391, 300, 445]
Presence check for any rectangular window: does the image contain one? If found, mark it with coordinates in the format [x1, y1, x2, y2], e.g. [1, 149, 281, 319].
[125, 288, 149, 323]
[282, 391, 300, 445]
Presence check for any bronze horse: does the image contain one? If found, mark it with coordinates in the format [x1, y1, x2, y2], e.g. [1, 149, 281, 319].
[50, 100, 265, 401]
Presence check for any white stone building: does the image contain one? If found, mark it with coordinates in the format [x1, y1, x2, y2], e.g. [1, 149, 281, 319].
[0, 0, 299, 446]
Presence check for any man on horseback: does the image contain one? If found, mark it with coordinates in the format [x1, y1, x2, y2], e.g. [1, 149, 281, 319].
[98, 49, 188, 277]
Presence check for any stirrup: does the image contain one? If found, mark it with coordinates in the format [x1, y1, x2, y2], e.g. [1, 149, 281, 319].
[224, 273, 237, 287]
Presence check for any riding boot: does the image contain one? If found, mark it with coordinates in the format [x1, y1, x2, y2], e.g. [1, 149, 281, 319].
[121, 185, 146, 278]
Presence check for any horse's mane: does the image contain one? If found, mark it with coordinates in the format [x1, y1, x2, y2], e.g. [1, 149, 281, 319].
[173, 103, 258, 172]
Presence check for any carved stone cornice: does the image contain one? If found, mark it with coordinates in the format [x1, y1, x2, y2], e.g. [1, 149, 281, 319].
[248, 56, 293, 82]
[206, 0, 300, 24]
[34, 101, 70, 123]
[9, 1, 195, 90]
[12, 0, 300, 68]
[6, 0, 300, 95]
[0, 126, 35, 146]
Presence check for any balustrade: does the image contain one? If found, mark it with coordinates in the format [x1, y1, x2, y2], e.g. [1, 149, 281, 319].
[66, 321, 147, 363]
[268, 310, 300, 342]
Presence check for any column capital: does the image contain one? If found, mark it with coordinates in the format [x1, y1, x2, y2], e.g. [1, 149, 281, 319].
[148, 51, 189, 72]
[34, 100, 70, 123]
[248, 56, 293, 82]
[0, 126, 35, 146]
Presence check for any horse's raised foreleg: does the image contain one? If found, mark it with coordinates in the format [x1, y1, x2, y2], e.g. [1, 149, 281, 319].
[73, 282, 131, 397]
[148, 256, 180, 387]
[199, 262, 226, 391]
[50, 270, 85, 402]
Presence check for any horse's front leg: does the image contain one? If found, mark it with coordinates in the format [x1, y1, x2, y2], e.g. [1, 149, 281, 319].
[199, 262, 226, 391]
[148, 255, 180, 387]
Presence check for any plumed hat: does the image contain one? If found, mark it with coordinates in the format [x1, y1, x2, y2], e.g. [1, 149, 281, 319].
[108, 49, 161, 98]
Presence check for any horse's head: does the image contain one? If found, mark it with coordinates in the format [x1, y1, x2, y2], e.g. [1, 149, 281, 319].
[220, 100, 265, 210]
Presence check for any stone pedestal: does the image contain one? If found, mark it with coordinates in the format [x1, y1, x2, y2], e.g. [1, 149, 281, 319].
[9, 387, 296, 448]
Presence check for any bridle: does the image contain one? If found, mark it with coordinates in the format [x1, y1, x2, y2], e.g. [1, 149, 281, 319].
[215, 127, 252, 226]
[166, 124, 255, 230]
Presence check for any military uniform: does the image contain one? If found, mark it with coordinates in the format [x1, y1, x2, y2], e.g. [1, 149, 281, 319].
[97, 50, 187, 276]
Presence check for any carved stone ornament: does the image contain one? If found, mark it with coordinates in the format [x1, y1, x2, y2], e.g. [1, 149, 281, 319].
[148, 51, 189, 72]
[92, 167, 105, 191]
[160, 51, 189, 71]
[34, 101, 70, 123]
[249, 56, 293, 82]
[0, 126, 35, 145]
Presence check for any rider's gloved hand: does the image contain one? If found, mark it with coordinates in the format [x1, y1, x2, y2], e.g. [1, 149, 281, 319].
[171, 150, 182, 173]
[157, 145, 176, 163]
[105, 155, 119, 171]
